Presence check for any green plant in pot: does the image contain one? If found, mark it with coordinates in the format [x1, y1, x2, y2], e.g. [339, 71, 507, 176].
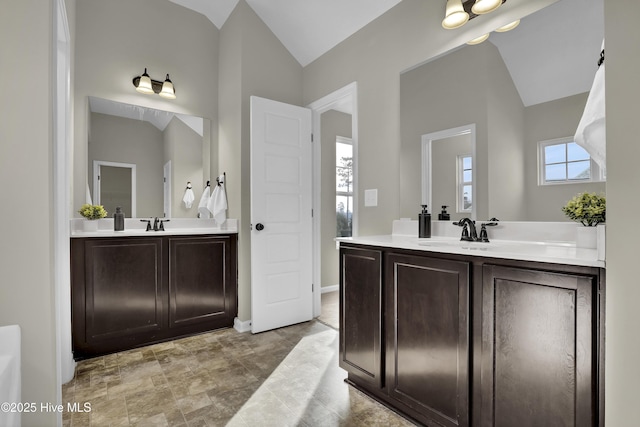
[78, 204, 107, 231]
[78, 204, 108, 220]
[562, 192, 605, 248]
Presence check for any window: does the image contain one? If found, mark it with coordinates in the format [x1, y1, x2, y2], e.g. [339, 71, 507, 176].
[336, 137, 353, 237]
[457, 155, 472, 213]
[539, 138, 604, 185]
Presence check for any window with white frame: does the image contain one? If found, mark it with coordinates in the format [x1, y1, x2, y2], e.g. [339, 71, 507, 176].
[457, 155, 472, 213]
[538, 137, 605, 185]
[336, 137, 353, 237]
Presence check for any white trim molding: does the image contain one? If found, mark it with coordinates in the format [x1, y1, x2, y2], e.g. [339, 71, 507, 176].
[234, 317, 252, 333]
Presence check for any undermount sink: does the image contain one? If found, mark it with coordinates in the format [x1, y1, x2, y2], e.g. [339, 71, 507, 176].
[417, 238, 506, 250]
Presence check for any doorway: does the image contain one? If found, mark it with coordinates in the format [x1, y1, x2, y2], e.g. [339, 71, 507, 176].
[308, 82, 358, 328]
[93, 160, 137, 217]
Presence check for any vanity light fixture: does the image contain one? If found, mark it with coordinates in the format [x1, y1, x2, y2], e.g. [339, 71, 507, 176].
[471, 0, 502, 15]
[495, 19, 520, 32]
[467, 33, 490, 45]
[442, 0, 469, 30]
[132, 68, 176, 99]
[442, 0, 507, 31]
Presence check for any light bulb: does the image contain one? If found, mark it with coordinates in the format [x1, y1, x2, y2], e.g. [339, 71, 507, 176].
[442, 0, 469, 30]
[471, 0, 502, 15]
[136, 68, 154, 94]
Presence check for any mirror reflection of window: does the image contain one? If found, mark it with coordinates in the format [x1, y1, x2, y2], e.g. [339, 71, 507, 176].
[336, 137, 353, 237]
[538, 138, 605, 185]
[458, 155, 472, 213]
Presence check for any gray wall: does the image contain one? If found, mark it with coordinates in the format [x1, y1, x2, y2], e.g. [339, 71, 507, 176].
[89, 113, 164, 217]
[74, 0, 219, 215]
[164, 117, 204, 218]
[321, 110, 352, 288]
[218, 0, 303, 321]
[0, 1, 59, 424]
[604, 3, 640, 424]
[524, 92, 606, 221]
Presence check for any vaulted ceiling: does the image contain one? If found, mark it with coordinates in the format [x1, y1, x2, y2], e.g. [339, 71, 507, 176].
[171, 0, 603, 106]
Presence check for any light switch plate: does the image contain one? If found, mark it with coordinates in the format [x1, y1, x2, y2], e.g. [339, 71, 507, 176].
[364, 189, 378, 207]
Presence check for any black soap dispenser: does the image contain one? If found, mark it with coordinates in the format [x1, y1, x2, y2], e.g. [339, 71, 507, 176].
[114, 206, 125, 231]
[438, 205, 450, 221]
[419, 205, 431, 238]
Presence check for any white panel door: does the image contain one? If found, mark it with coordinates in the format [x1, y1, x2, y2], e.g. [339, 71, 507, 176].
[250, 96, 313, 333]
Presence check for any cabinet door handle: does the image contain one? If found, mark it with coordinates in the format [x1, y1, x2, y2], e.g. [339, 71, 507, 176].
[256, 223, 265, 231]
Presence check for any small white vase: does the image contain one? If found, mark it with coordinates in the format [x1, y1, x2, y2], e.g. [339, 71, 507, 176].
[83, 219, 99, 232]
[576, 226, 597, 249]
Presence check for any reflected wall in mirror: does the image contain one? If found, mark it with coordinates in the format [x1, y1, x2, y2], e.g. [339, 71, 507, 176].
[400, 0, 605, 222]
[422, 125, 476, 221]
[88, 97, 211, 218]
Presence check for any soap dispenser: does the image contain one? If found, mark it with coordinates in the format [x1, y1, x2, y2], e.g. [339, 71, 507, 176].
[114, 206, 125, 231]
[419, 205, 431, 238]
[438, 205, 450, 221]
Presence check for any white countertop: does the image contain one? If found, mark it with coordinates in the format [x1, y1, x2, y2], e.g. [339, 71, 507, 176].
[70, 218, 238, 238]
[337, 235, 604, 268]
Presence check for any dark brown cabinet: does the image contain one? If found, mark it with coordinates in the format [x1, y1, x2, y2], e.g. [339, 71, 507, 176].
[339, 246, 383, 388]
[71, 234, 237, 359]
[385, 253, 469, 427]
[480, 265, 597, 427]
[339, 243, 604, 427]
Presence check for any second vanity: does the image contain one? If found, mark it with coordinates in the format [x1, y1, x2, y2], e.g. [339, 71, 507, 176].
[338, 221, 605, 427]
[70, 219, 238, 359]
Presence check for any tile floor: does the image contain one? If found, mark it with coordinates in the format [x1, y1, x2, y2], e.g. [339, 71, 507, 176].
[62, 320, 416, 426]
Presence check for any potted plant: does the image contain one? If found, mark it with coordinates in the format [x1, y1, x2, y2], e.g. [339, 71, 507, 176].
[561, 192, 605, 248]
[78, 204, 107, 231]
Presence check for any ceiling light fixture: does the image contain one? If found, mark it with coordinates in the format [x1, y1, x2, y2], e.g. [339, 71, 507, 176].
[132, 68, 176, 99]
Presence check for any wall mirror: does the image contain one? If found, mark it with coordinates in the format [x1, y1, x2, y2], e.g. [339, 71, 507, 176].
[88, 96, 212, 218]
[400, 0, 605, 222]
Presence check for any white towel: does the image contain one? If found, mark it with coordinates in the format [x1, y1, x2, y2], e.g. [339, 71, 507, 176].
[198, 186, 211, 218]
[207, 175, 228, 225]
[575, 40, 606, 170]
[183, 186, 195, 209]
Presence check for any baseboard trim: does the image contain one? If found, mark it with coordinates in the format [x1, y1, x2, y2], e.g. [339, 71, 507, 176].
[321, 284, 339, 294]
[234, 317, 251, 333]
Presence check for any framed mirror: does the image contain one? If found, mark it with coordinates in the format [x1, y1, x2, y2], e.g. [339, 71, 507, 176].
[88, 96, 211, 218]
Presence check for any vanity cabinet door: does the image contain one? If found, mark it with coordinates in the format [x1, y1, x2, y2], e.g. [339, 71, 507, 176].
[168, 235, 237, 332]
[339, 246, 383, 388]
[480, 265, 596, 427]
[71, 237, 164, 357]
[385, 253, 470, 427]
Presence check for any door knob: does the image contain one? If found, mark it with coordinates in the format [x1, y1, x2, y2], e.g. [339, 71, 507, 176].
[255, 223, 265, 231]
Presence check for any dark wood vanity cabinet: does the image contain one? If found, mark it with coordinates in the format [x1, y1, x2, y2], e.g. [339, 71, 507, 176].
[479, 264, 598, 427]
[385, 253, 470, 427]
[339, 246, 383, 388]
[71, 234, 237, 359]
[339, 243, 604, 427]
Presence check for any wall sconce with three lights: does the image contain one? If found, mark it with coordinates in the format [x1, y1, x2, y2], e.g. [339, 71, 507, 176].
[132, 68, 176, 99]
[442, 0, 521, 45]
